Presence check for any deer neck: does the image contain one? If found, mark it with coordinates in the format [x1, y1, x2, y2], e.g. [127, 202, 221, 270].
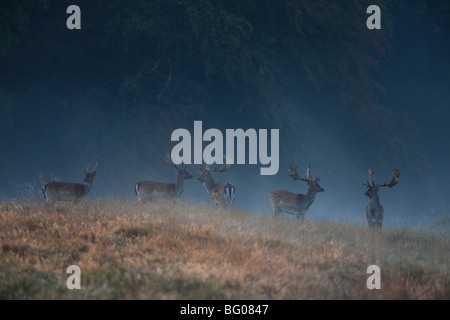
[203, 176, 216, 194]
[304, 187, 318, 206]
[83, 181, 93, 196]
[176, 174, 185, 197]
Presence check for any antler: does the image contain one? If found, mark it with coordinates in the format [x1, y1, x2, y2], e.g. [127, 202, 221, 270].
[200, 153, 214, 172]
[288, 164, 320, 182]
[368, 168, 374, 184]
[164, 153, 182, 170]
[213, 155, 233, 173]
[307, 165, 313, 181]
[288, 165, 302, 181]
[364, 168, 374, 187]
[374, 168, 401, 188]
[85, 161, 99, 173]
[308, 165, 321, 183]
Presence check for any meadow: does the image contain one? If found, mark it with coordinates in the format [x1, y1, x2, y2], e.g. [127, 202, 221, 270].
[0, 200, 448, 299]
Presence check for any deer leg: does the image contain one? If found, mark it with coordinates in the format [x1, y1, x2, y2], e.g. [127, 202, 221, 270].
[220, 198, 227, 208]
[142, 197, 151, 204]
[368, 221, 378, 229]
[272, 206, 282, 218]
[212, 199, 220, 208]
[377, 221, 383, 230]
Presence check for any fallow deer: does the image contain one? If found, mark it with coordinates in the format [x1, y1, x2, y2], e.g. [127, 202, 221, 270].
[43, 162, 98, 204]
[135, 154, 192, 203]
[270, 165, 324, 221]
[197, 156, 235, 208]
[364, 168, 401, 229]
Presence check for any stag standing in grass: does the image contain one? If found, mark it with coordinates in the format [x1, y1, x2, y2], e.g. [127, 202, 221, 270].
[364, 168, 401, 229]
[43, 162, 98, 204]
[135, 154, 193, 203]
[270, 165, 324, 221]
[197, 157, 235, 208]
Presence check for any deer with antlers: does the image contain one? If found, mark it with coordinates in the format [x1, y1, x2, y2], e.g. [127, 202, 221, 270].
[270, 165, 324, 221]
[43, 162, 98, 204]
[197, 156, 235, 208]
[364, 168, 401, 229]
[135, 154, 193, 203]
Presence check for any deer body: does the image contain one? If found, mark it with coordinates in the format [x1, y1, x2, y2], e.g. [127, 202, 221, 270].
[43, 164, 97, 204]
[135, 155, 192, 203]
[270, 165, 324, 221]
[136, 174, 190, 203]
[365, 191, 384, 229]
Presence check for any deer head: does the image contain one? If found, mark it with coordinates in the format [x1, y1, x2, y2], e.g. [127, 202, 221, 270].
[83, 161, 98, 184]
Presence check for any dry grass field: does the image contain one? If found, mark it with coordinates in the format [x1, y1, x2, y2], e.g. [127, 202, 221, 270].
[0, 200, 449, 299]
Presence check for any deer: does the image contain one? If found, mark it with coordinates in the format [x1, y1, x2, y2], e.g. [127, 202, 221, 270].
[197, 156, 235, 208]
[270, 164, 324, 221]
[363, 168, 401, 229]
[42, 162, 98, 204]
[135, 154, 193, 203]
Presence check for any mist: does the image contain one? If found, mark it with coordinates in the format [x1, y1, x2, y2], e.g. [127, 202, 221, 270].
[1, 1, 449, 229]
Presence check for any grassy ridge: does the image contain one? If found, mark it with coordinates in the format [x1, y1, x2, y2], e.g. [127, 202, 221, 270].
[0, 200, 448, 299]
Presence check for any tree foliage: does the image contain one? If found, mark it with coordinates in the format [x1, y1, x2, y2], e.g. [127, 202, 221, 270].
[0, 0, 448, 176]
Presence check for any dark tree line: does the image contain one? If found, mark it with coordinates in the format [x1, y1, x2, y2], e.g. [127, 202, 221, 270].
[0, 0, 449, 189]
